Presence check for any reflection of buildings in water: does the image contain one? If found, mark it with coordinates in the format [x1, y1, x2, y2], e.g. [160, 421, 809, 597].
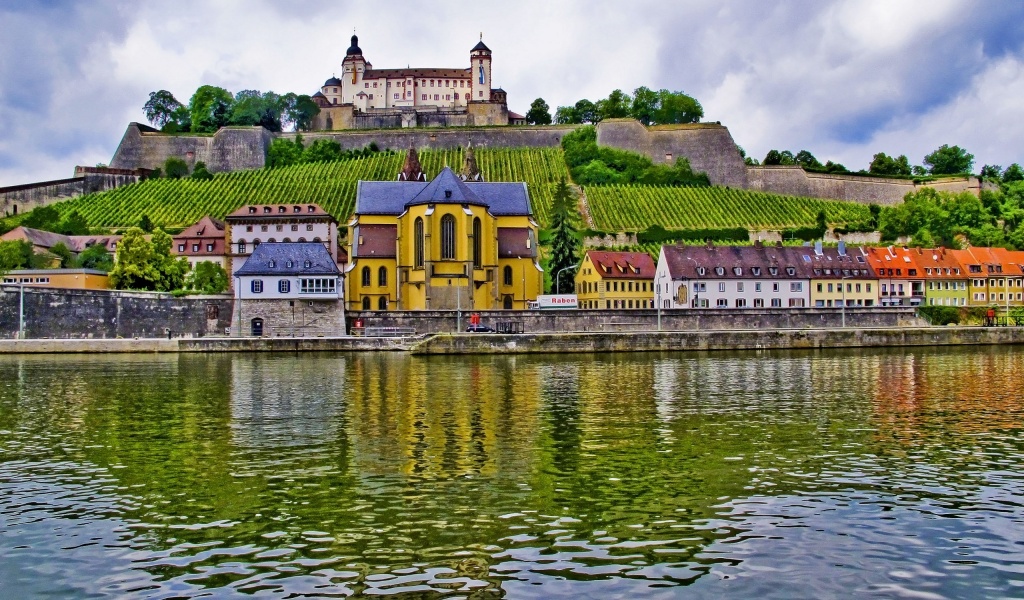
[344, 354, 543, 480]
[230, 355, 347, 448]
[872, 349, 1024, 440]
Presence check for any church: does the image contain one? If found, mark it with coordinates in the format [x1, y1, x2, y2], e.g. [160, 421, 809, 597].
[311, 35, 513, 130]
[345, 149, 543, 310]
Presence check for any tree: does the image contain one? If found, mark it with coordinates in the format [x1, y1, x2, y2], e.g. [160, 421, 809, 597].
[525, 98, 552, 125]
[0, 240, 34, 275]
[653, 89, 702, 124]
[869, 152, 912, 176]
[183, 261, 229, 294]
[138, 214, 155, 233]
[229, 90, 284, 131]
[21, 205, 61, 230]
[74, 243, 113, 271]
[164, 157, 189, 179]
[630, 86, 658, 126]
[143, 90, 184, 128]
[301, 138, 343, 163]
[190, 161, 213, 180]
[267, 136, 304, 168]
[188, 85, 234, 133]
[554, 105, 580, 124]
[50, 242, 73, 268]
[574, 99, 599, 124]
[980, 164, 1003, 180]
[763, 150, 783, 165]
[596, 89, 630, 120]
[281, 93, 320, 131]
[59, 211, 90, 235]
[548, 179, 580, 294]
[1002, 163, 1024, 183]
[109, 228, 190, 292]
[794, 150, 822, 170]
[923, 144, 974, 175]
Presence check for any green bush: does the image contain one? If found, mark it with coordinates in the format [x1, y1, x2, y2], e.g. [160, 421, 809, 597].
[919, 305, 960, 325]
[637, 224, 748, 244]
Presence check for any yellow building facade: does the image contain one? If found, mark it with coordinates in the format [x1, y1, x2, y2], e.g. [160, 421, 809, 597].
[2, 269, 109, 290]
[575, 250, 656, 309]
[346, 164, 543, 310]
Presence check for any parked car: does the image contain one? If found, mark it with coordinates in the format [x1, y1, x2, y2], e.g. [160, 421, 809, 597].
[466, 324, 496, 333]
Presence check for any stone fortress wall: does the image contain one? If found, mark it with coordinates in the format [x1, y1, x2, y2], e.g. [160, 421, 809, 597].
[1, 166, 150, 218]
[8, 118, 984, 215]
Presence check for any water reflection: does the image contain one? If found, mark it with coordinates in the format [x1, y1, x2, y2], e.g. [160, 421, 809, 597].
[0, 347, 1022, 597]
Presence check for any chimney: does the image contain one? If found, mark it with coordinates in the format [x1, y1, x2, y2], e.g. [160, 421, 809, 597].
[754, 239, 763, 248]
[706, 239, 714, 250]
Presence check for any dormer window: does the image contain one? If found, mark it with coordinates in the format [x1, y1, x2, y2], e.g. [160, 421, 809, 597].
[786, 267, 795, 276]
[697, 267, 706, 276]
[248, 207, 256, 214]
[294, 206, 301, 213]
[278, 206, 286, 213]
[304, 260, 311, 268]
[715, 267, 725, 276]
[445, 190, 452, 199]
[733, 267, 742, 276]
[263, 207, 271, 214]
[751, 267, 761, 276]
[268, 260, 276, 268]
[308, 206, 315, 213]
[769, 267, 778, 276]
[286, 260, 293, 268]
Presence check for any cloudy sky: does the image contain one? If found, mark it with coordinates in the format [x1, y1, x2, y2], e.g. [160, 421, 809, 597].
[2, 0, 1023, 187]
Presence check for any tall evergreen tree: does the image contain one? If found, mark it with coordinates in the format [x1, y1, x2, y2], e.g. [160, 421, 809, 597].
[548, 179, 580, 294]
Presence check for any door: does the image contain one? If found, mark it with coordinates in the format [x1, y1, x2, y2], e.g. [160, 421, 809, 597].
[503, 295, 514, 310]
[251, 318, 264, 337]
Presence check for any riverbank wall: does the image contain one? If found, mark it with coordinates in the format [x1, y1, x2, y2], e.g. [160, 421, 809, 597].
[0, 326, 1021, 355]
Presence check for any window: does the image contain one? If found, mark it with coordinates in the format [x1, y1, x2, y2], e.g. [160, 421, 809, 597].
[472, 217, 481, 268]
[718, 282, 726, 292]
[790, 282, 802, 292]
[454, 93, 459, 100]
[192, 244, 199, 252]
[440, 214, 456, 259]
[300, 278, 337, 294]
[251, 280, 263, 294]
[207, 244, 214, 252]
[178, 244, 185, 252]
[504, 265, 513, 286]
[755, 282, 762, 292]
[261, 225, 268, 232]
[307, 224, 313, 231]
[237, 241, 246, 253]
[479, 64, 485, 84]
[737, 282, 744, 292]
[754, 298, 764, 307]
[828, 283, 833, 293]
[362, 297, 371, 310]
[291, 224, 298, 231]
[817, 283, 823, 292]
[246, 225, 253, 232]
[736, 298, 747, 308]
[378, 296, 388, 310]
[361, 266, 371, 287]
[773, 282, 780, 292]
[717, 298, 728, 307]
[422, 94, 427, 100]
[378, 266, 388, 287]
[771, 298, 781, 307]
[279, 280, 290, 293]
[414, 217, 424, 267]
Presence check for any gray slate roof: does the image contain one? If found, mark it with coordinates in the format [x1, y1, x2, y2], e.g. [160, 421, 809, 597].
[355, 167, 532, 216]
[234, 243, 340, 277]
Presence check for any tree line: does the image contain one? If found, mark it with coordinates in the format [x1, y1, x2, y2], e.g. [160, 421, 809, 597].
[143, 87, 321, 134]
[523, 87, 703, 127]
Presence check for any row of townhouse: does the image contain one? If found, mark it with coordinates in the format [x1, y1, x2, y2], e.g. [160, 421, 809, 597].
[573, 242, 1024, 311]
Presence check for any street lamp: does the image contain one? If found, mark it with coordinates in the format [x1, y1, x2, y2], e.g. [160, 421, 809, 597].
[657, 270, 665, 331]
[554, 264, 575, 295]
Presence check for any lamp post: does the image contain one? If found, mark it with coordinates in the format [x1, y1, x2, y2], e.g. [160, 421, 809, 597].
[554, 265, 574, 296]
[18, 279, 25, 340]
[657, 271, 664, 331]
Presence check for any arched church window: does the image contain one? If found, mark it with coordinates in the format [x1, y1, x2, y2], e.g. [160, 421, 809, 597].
[472, 217, 481, 269]
[440, 215, 456, 260]
[414, 217, 424, 268]
[503, 265, 513, 286]
[361, 266, 371, 287]
[378, 266, 388, 287]
[479, 65, 485, 85]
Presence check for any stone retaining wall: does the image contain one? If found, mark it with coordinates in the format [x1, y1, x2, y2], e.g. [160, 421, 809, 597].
[347, 307, 926, 334]
[0, 286, 233, 339]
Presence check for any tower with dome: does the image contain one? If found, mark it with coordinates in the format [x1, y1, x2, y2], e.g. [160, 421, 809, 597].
[310, 34, 519, 130]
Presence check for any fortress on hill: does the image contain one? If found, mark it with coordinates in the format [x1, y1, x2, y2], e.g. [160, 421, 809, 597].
[309, 35, 515, 130]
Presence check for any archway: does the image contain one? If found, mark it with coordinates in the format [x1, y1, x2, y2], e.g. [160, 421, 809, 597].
[503, 295, 513, 310]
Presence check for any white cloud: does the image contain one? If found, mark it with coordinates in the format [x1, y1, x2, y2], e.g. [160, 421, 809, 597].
[1, 0, 1023, 187]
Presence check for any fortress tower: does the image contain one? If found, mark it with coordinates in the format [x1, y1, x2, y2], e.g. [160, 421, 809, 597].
[310, 34, 510, 130]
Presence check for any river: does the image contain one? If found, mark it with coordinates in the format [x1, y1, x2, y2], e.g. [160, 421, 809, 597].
[1, 347, 1022, 598]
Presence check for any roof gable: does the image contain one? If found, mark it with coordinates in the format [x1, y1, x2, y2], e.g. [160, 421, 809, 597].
[234, 242, 341, 277]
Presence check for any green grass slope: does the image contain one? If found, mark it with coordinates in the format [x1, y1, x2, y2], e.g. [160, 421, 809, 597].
[585, 185, 871, 231]
[48, 147, 571, 229]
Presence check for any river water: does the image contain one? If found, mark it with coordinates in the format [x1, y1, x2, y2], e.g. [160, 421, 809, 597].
[0, 347, 1022, 599]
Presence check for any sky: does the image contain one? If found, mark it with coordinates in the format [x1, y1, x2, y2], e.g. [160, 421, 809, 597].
[2, 0, 1024, 187]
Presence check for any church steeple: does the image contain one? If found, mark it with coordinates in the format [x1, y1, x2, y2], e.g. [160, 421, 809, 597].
[398, 145, 426, 182]
[460, 143, 483, 182]
[346, 33, 362, 56]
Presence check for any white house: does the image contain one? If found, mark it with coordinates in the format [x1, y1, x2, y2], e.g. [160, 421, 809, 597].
[232, 242, 344, 337]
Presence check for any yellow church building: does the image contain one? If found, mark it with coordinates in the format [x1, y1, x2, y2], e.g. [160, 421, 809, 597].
[346, 150, 543, 310]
